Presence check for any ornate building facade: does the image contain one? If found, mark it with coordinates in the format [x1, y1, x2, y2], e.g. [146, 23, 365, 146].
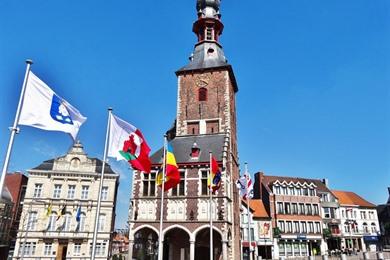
[128, 0, 241, 259]
[13, 142, 119, 259]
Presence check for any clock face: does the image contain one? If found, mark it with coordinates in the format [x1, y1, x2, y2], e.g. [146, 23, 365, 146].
[195, 74, 210, 88]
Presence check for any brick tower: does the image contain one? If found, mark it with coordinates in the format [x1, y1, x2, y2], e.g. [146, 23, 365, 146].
[128, 1, 240, 259]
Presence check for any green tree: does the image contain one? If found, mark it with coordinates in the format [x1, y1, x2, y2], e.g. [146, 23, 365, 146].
[273, 227, 281, 238]
[323, 228, 332, 239]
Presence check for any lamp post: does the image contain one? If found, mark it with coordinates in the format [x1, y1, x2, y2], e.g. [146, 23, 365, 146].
[19, 198, 46, 260]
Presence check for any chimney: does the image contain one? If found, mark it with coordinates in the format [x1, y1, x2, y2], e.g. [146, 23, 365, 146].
[254, 172, 264, 199]
[259, 172, 264, 199]
[322, 178, 329, 187]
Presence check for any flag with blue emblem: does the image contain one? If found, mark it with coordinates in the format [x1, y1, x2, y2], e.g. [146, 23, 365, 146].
[18, 72, 86, 140]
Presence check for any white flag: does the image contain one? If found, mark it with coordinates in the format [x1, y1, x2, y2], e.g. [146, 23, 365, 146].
[236, 173, 254, 200]
[18, 72, 86, 140]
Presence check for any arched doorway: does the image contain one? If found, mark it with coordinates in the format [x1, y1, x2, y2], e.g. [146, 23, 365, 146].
[133, 227, 159, 260]
[163, 227, 190, 260]
[195, 228, 222, 260]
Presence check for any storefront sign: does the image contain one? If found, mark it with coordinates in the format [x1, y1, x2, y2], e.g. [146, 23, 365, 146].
[297, 234, 307, 240]
[363, 236, 378, 242]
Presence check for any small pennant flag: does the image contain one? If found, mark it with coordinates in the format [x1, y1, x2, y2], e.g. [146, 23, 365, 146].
[75, 206, 81, 222]
[56, 205, 66, 221]
[208, 156, 222, 194]
[45, 203, 52, 218]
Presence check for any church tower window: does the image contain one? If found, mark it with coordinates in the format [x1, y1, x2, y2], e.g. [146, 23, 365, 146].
[187, 122, 200, 135]
[198, 87, 208, 102]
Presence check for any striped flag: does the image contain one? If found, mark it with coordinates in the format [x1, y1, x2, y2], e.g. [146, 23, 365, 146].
[157, 143, 180, 191]
[208, 156, 222, 194]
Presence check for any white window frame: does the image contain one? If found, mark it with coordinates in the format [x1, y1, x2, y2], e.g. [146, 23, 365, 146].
[53, 184, 62, 199]
[81, 186, 89, 200]
[101, 186, 108, 200]
[67, 185, 76, 199]
[44, 243, 52, 256]
[33, 184, 42, 198]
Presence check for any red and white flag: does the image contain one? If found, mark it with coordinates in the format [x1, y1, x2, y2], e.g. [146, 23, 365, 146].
[107, 114, 151, 173]
[236, 173, 254, 200]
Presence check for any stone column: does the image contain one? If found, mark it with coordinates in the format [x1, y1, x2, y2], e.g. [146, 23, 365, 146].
[360, 237, 367, 252]
[190, 240, 195, 260]
[128, 240, 134, 260]
[222, 240, 228, 260]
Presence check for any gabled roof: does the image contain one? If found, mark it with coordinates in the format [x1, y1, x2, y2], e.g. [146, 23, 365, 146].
[150, 134, 225, 165]
[261, 174, 332, 193]
[332, 190, 376, 208]
[250, 199, 270, 219]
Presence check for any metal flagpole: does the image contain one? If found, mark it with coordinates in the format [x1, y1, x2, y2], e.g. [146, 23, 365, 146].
[245, 163, 253, 260]
[0, 59, 33, 194]
[91, 108, 112, 260]
[209, 152, 214, 260]
[157, 135, 168, 260]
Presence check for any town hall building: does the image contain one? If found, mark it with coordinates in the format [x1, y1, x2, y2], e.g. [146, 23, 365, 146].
[128, 0, 241, 259]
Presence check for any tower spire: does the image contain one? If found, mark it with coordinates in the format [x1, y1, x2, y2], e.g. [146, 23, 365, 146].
[177, 0, 228, 72]
[193, 0, 224, 44]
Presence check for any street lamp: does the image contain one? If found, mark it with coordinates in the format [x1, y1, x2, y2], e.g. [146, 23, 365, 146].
[19, 198, 46, 260]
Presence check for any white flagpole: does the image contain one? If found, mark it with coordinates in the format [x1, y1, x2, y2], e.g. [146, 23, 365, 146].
[245, 163, 253, 260]
[91, 107, 112, 260]
[209, 152, 214, 260]
[0, 59, 33, 194]
[158, 135, 168, 260]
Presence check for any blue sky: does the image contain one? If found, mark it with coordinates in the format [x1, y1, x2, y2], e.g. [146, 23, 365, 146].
[0, 1, 389, 228]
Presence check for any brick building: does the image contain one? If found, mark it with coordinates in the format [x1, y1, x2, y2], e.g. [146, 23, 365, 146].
[111, 230, 129, 259]
[0, 188, 13, 259]
[4, 172, 28, 257]
[128, 0, 241, 259]
[254, 173, 327, 258]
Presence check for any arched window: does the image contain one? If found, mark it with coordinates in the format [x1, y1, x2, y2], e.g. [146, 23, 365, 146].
[70, 157, 80, 170]
[198, 88, 207, 102]
[363, 222, 368, 233]
[371, 223, 377, 233]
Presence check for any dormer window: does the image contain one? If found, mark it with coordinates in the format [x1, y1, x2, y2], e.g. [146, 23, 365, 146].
[191, 142, 200, 158]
